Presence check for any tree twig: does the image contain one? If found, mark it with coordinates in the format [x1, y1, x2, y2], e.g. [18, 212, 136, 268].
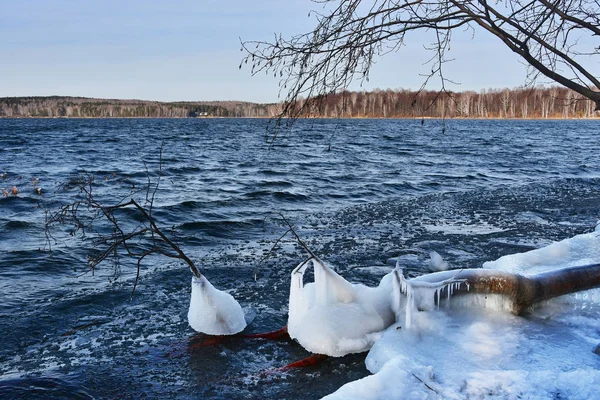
[45, 148, 202, 294]
[411, 373, 438, 394]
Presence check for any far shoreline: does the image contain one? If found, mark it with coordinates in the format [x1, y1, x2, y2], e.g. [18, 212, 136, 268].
[1, 116, 597, 121]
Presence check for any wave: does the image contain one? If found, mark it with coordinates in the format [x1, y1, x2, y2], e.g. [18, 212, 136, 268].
[0, 249, 80, 275]
[273, 191, 310, 202]
[257, 180, 294, 188]
[242, 189, 310, 202]
[2, 220, 33, 230]
[178, 218, 265, 239]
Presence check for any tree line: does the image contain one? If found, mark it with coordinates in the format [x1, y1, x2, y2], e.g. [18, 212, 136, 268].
[0, 96, 274, 118]
[301, 86, 598, 119]
[1, 87, 597, 119]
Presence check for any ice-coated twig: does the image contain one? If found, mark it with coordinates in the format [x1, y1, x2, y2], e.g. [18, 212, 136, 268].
[45, 148, 247, 336]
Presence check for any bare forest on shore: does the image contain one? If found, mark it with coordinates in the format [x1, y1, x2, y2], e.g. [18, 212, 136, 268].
[1, 86, 598, 119]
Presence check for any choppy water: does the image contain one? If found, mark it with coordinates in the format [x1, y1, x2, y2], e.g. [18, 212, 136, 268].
[1, 118, 599, 399]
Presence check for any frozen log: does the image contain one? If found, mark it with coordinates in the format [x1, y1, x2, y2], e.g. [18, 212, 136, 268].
[412, 263, 600, 314]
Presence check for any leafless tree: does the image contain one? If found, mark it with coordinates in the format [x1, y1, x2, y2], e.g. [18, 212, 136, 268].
[242, 0, 599, 138]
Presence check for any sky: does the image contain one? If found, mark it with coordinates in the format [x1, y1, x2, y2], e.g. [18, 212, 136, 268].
[0, 0, 531, 103]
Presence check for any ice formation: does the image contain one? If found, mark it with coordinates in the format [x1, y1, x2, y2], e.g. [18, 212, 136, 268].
[287, 258, 474, 356]
[406, 269, 469, 312]
[322, 229, 600, 399]
[187, 275, 247, 335]
[483, 229, 600, 276]
[324, 307, 600, 399]
[287, 258, 395, 357]
[429, 250, 449, 271]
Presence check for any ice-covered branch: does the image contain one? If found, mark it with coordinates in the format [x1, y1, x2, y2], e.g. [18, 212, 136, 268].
[411, 262, 600, 314]
[45, 153, 246, 335]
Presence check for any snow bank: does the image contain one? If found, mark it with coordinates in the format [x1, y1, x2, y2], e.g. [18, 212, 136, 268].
[187, 275, 246, 335]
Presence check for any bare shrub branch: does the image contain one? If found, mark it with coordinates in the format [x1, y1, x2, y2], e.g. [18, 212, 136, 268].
[45, 147, 202, 295]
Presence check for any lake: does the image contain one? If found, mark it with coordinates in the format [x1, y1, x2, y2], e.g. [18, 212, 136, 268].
[1, 118, 599, 398]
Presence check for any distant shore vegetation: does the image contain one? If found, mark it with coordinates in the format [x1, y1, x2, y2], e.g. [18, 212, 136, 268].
[1, 86, 598, 119]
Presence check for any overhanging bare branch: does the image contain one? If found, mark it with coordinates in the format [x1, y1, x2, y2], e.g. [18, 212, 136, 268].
[242, 0, 600, 136]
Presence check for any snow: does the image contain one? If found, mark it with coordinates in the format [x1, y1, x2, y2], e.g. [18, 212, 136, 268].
[187, 275, 247, 335]
[319, 229, 600, 399]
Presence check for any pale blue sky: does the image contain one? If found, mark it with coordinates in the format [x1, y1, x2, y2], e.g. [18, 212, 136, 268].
[0, 0, 529, 103]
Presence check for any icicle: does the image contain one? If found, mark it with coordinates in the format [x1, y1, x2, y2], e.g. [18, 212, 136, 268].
[288, 258, 312, 332]
[405, 280, 414, 329]
[392, 264, 415, 329]
[409, 269, 468, 311]
[315, 259, 328, 305]
[391, 267, 403, 319]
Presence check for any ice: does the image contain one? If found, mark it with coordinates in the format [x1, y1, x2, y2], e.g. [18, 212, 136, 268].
[423, 221, 505, 235]
[325, 307, 600, 399]
[391, 267, 414, 329]
[187, 275, 247, 335]
[287, 258, 395, 357]
[429, 251, 448, 271]
[483, 229, 600, 276]
[320, 230, 600, 398]
[405, 269, 469, 315]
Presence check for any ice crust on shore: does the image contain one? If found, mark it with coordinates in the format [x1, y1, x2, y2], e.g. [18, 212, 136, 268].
[324, 308, 600, 399]
[483, 229, 600, 276]
[187, 275, 246, 335]
[322, 230, 600, 399]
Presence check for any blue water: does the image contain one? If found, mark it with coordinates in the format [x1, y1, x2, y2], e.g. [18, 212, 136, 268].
[1, 118, 599, 399]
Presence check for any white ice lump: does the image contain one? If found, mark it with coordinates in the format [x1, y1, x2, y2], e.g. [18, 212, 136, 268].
[287, 258, 395, 357]
[187, 275, 247, 335]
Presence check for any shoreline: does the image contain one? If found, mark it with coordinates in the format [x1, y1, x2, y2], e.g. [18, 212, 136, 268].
[0, 115, 600, 121]
[0, 116, 597, 121]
